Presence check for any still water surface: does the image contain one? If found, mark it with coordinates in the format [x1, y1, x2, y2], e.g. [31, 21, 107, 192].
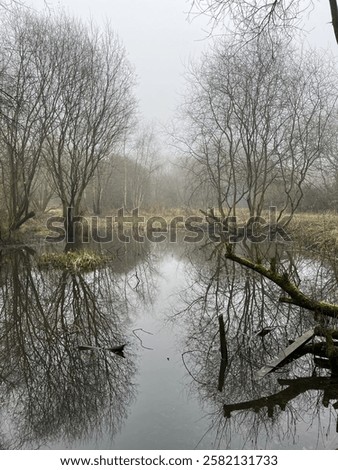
[0, 240, 337, 449]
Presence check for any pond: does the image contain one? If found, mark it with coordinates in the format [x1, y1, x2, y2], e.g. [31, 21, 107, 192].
[0, 237, 337, 450]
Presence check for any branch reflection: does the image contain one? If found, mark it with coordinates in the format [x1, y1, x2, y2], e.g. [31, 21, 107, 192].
[179, 241, 338, 448]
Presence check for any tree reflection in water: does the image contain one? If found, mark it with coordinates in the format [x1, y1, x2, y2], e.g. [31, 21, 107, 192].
[1, 238, 338, 449]
[0, 246, 152, 449]
[178, 241, 338, 448]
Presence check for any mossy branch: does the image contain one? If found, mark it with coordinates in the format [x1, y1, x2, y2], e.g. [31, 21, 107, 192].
[224, 251, 338, 319]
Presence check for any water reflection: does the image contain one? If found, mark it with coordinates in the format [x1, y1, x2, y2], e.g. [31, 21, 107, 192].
[0, 246, 154, 449]
[1, 238, 338, 449]
[179, 242, 338, 448]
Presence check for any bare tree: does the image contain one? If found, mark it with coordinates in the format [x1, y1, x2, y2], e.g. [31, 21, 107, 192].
[0, 10, 53, 232]
[128, 125, 161, 209]
[178, 36, 338, 223]
[40, 15, 136, 241]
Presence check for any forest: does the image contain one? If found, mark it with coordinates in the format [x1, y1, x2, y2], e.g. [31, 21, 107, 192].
[1, 2, 338, 244]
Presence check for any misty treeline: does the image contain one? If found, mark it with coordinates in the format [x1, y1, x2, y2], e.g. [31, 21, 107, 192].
[1, 3, 338, 241]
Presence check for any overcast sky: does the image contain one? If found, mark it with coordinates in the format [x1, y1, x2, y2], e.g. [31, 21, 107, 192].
[27, 0, 211, 126]
[27, 0, 337, 128]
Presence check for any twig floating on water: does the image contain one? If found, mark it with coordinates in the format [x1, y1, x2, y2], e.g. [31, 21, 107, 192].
[132, 328, 154, 350]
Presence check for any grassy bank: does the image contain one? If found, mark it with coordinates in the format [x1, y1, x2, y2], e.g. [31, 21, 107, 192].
[11, 208, 338, 257]
[288, 212, 338, 254]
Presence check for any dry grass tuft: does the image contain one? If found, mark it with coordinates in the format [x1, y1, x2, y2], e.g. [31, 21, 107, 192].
[38, 250, 108, 272]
